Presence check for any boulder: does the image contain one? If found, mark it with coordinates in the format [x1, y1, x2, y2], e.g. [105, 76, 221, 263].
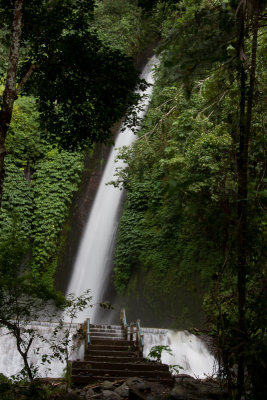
[135, 382, 151, 393]
[102, 389, 122, 399]
[57, 393, 83, 400]
[170, 386, 187, 400]
[126, 377, 144, 387]
[114, 382, 130, 397]
[171, 377, 228, 400]
[85, 388, 96, 399]
[101, 381, 114, 390]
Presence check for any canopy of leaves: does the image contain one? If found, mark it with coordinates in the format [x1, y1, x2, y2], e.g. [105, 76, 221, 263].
[112, 5, 267, 388]
[0, 0, 155, 289]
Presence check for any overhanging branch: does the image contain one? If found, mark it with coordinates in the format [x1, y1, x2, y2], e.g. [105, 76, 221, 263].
[16, 63, 38, 96]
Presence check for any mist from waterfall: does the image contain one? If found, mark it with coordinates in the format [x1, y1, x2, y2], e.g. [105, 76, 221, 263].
[142, 328, 216, 379]
[0, 322, 83, 378]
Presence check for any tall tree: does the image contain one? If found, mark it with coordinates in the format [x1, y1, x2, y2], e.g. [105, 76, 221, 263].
[235, 1, 262, 398]
[0, 0, 139, 208]
[158, 1, 266, 397]
[116, 0, 266, 397]
[0, 0, 24, 209]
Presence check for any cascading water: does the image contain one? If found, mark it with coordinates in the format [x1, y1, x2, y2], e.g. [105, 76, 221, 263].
[0, 322, 83, 378]
[142, 328, 216, 379]
[66, 56, 158, 323]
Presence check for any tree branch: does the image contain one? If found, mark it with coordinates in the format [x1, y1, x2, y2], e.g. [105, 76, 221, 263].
[16, 63, 38, 96]
[138, 106, 176, 141]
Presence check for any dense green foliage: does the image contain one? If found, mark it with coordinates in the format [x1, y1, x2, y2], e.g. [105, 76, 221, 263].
[113, 1, 266, 397]
[0, 95, 84, 288]
[0, 0, 155, 289]
[93, 0, 144, 57]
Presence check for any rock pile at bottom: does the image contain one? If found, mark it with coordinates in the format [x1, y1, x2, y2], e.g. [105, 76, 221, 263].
[57, 375, 228, 400]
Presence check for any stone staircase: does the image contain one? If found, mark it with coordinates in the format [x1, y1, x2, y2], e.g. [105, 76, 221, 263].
[71, 323, 174, 386]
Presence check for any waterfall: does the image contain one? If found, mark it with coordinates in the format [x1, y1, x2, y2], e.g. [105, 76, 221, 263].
[66, 56, 158, 323]
[0, 322, 84, 378]
[142, 328, 217, 379]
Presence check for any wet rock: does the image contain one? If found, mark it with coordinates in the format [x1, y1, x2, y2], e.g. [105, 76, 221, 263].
[170, 386, 187, 400]
[175, 375, 195, 385]
[135, 382, 151, 393]
[101, 381, 114, 390]
[102, 389, 122, 399]
[126, 377, 144, 387]
[114, 382, 129, 397]
[145, 395, 158, 400]
[171, 377, 228, 400]
[128, 388, 146, 400]
[85, 388, 96, 399]
[193, 381, 227, 399]
[57, 393, 83, 400]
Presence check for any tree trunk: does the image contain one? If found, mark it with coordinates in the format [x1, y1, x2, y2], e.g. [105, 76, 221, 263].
[16, 334, 34, 381]
[236, 1, 259, 399]
[236, 7, 246, 397]
[0, 0, 24, 209]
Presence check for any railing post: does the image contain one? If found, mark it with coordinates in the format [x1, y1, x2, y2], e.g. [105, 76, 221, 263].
[120, 309, 125, 326]
[121, 308, 128, 339]
[86, 318, 90, 348]
[130, 322, 134, 341]
[136, 319, 144, 357]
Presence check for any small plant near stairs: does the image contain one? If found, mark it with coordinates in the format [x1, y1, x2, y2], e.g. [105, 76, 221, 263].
[147, 345, 184, 375]
[147, 345, 173, 363]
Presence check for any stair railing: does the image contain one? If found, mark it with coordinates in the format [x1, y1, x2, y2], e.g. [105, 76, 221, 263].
[85, 318, 90, 349]
[120, 309, 144, 357]
[120, 308, 128, 338]
[136, 319, 144, 357]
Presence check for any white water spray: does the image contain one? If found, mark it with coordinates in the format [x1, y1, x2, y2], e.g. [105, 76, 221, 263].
[66, 57, 158, 322]
[0, 322, 83, 378]
[142, 328, 216, 379]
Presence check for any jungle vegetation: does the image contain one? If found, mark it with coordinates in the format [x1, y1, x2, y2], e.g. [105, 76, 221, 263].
[0, 1, 266, 399]
[112, 1, 266, 399]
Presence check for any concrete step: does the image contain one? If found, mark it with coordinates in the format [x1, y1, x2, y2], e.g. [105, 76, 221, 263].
[87, 344, 136, 352]
[72, 361, 169, 372]
[90, 328, 124, 333]
[85, 350, 138, 359]
[90, 336, 125, 341]
[71, 368, 172, 379]
[81, 355, 141, 363]
[89, 339, 134, 346]
[90, 332, 125, 338]
[90, 324, 122, 330]
[72, 322, 174, 387]
[72, 374, 174, 386]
